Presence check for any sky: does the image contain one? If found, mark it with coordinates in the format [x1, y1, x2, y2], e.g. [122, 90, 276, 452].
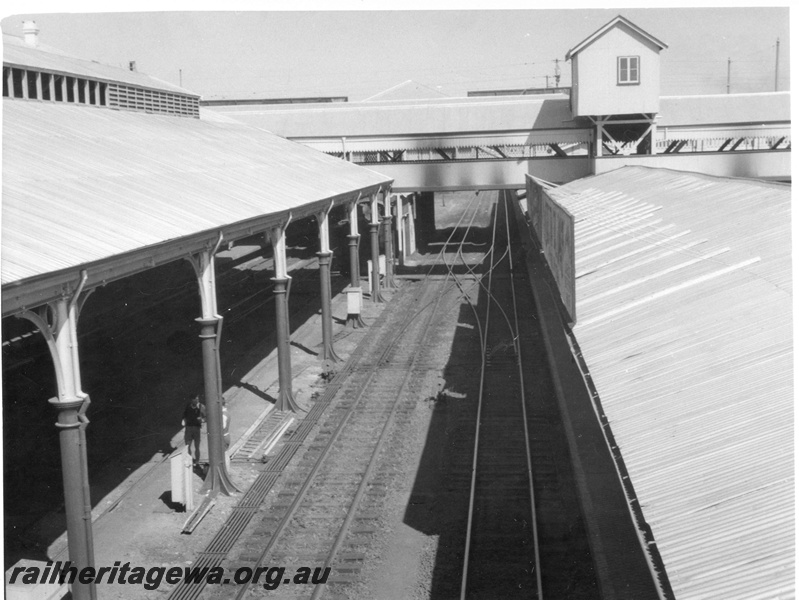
[0, 3, 792, 101]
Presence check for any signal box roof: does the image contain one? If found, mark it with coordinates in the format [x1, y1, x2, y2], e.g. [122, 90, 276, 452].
[565, 15, 668, 61]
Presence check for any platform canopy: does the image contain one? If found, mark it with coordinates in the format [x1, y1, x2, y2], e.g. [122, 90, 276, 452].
[552, 166, 792, 599]
[2, 99, 393, 316]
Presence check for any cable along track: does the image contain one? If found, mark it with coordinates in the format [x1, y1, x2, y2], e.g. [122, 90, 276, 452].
[459, 193, 597, 599]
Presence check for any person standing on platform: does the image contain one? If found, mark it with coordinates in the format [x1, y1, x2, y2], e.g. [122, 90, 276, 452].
[182, 395, 206, 465]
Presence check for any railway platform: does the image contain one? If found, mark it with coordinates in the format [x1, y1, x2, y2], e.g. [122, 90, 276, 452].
[11, 192, 662, 600]
[15, 284, 397, 600]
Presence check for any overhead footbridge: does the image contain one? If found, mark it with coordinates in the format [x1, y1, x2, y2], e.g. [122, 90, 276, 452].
[212, 90, 790, 191]
[212, 15, 789, 191]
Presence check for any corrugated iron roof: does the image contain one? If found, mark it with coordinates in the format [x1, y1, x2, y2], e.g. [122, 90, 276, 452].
[2, 99, 392, 314]
[362, 80, 451, 102]
[659, 92, 790, 128]
[212, 95, 578, 138]
[3, 33, 196, 96]
[551, 166, 792, 599]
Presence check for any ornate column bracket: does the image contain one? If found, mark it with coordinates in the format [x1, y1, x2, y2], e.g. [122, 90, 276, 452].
[186, 233, 226, 401]
[268, 214, 292, 280]
[17, 270, 97, 600]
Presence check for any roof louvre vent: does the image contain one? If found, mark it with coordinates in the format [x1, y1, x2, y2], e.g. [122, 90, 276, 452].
[22, 21, 39, 47]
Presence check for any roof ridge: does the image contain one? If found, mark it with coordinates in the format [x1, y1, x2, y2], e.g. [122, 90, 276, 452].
[565, 15, 668, 61]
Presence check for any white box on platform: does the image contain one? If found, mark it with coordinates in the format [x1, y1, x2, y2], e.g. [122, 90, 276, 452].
[170, 446, 193, 511]
[345, 286, 363, 314]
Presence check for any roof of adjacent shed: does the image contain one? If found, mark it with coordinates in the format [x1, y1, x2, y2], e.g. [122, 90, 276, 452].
[363, 80, 451, 102]
[659, 92, 790, 128]
[211, 94, 578, 138]
[551, 166, 792, 599]
[2, 99, 392, 314]
[3, 33, 196, 96]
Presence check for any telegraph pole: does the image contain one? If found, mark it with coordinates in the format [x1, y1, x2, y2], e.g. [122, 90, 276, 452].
[726, 57, 731, 94]
[775, 38, 780, 91]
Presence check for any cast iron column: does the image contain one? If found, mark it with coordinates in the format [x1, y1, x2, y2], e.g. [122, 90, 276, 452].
[317, 251, 341, 362]
[188, 242, 237, 495]
[315, 205, 342, 362]
[345, 197, 365, 328]
[197, 316, 237, 495]
[396, 196, 405, 266]
[50, 398, 96, 600]
[346, 233, 366, 328]
[382, 192, 399, 288]
[272, 276, 300, 411]
[355, 234, 363, 284]
[369, 221, 384, 303]
[20, 290, 98, 600]
[348, 234, 361, 290]
[382, 215, 399, 288]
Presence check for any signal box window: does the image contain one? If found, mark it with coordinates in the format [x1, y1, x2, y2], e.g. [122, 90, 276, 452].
[617, 56, 640, 85]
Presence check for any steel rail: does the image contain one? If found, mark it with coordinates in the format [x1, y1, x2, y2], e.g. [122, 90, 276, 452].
[460, 192, 501, 600]
[309, 193, 495, 600]
[172, 193, 490, 600]
[308, 263, 457, 600]
[231, 191, 487, 600]
[171, 240, 455, 600]
[503, 192, 544, 599]
[460, 194, 543, 599]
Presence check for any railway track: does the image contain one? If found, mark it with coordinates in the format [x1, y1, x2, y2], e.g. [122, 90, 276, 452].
[460, 195, 541, 598]
[233, 282, 447, 599]
[169, 193, 489, 600]
[169, 191, 598, 599]
[458, 193, 597, 599]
